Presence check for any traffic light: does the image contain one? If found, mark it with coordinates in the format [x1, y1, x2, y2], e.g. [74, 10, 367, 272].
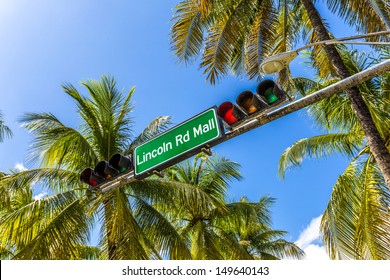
[80, 167, 104, 187]
[217, 101, 246, 125]
[94, 160, 119, 179]
[80, 153, 133, 190]
[109, 153, 133, 173]
[256, 79, 286, 105]
[217, 79, 287, 128]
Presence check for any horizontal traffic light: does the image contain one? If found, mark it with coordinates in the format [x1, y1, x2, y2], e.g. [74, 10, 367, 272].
[80, 153, 133, 189]
[217, 79, 287, 127]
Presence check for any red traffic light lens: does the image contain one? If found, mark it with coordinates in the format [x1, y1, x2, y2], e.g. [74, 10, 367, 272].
[217, 102, 238, 125]
[224, 108, 238, 124]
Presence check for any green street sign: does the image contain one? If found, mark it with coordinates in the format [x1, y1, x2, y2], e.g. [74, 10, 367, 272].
[134, 107, 223, 178]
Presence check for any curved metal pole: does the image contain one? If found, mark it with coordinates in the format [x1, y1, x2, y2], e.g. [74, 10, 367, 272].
[296, 30, 390, 52]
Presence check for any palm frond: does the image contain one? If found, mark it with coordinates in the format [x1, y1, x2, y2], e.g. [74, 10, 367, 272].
[354, 159, 390, 259]
[0, 167, 82, 195]
[134, 197, 192, 260]
[19, 112, 97, 169]
[321, 157, 390, 259]
[190, 220, 224, 259]
[278, 133, 364, 179]
[200, 0, 258, 84]
[63, 75, 135, 160]
[325, 0, 390, 34]
[96, 189, 152, 260]
[0, 190, 92, 259]
[0, 110, 13, 142]
[171, 0, 208, 63]
[126, 116, 172, 154]
[245, 0, 278, 79]
[72, 244, 101, 260]
[251, 237, 305, 260]
[199, 154, 242, 203]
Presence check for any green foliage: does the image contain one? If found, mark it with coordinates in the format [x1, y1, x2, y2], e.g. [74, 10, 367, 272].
[161, 154, 304, 260]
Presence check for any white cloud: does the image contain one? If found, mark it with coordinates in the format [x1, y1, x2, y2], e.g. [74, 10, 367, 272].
[14, 163, 28, 171]
[296, 215, 322, 248]
[295, 215, 329, 260]
[303, 244, 329, 260]
[33, 192, 47, 200]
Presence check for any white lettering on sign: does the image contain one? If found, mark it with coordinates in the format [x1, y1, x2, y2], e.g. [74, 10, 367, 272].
[136, 141, 173, 165]
[175, 130, 190, 146]
[193, 118, 215, 138]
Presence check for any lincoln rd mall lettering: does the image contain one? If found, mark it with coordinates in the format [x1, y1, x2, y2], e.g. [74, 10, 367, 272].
[134, 108, 222, 177]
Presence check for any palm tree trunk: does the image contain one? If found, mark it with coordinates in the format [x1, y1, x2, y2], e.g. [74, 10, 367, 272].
[300, 0, 390, 187]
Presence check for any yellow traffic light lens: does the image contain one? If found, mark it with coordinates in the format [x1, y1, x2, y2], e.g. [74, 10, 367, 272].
[236, 91, 258, 114]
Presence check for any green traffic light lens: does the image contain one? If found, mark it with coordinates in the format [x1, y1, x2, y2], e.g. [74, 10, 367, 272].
[264, 88, 278, 104]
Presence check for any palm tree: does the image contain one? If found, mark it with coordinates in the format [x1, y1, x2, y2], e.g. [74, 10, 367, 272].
[0, 110, 12, 142]
[170, 0, 390, 186]
[0, 170, 101, 260]
[278, 49, 390, 259]
[216, 196, 305, 259]
[161, 153, 304, 259]
[0, 75, 189, 260]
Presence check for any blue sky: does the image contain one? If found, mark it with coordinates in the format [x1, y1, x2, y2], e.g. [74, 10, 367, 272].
[0, 0, 369, 259]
